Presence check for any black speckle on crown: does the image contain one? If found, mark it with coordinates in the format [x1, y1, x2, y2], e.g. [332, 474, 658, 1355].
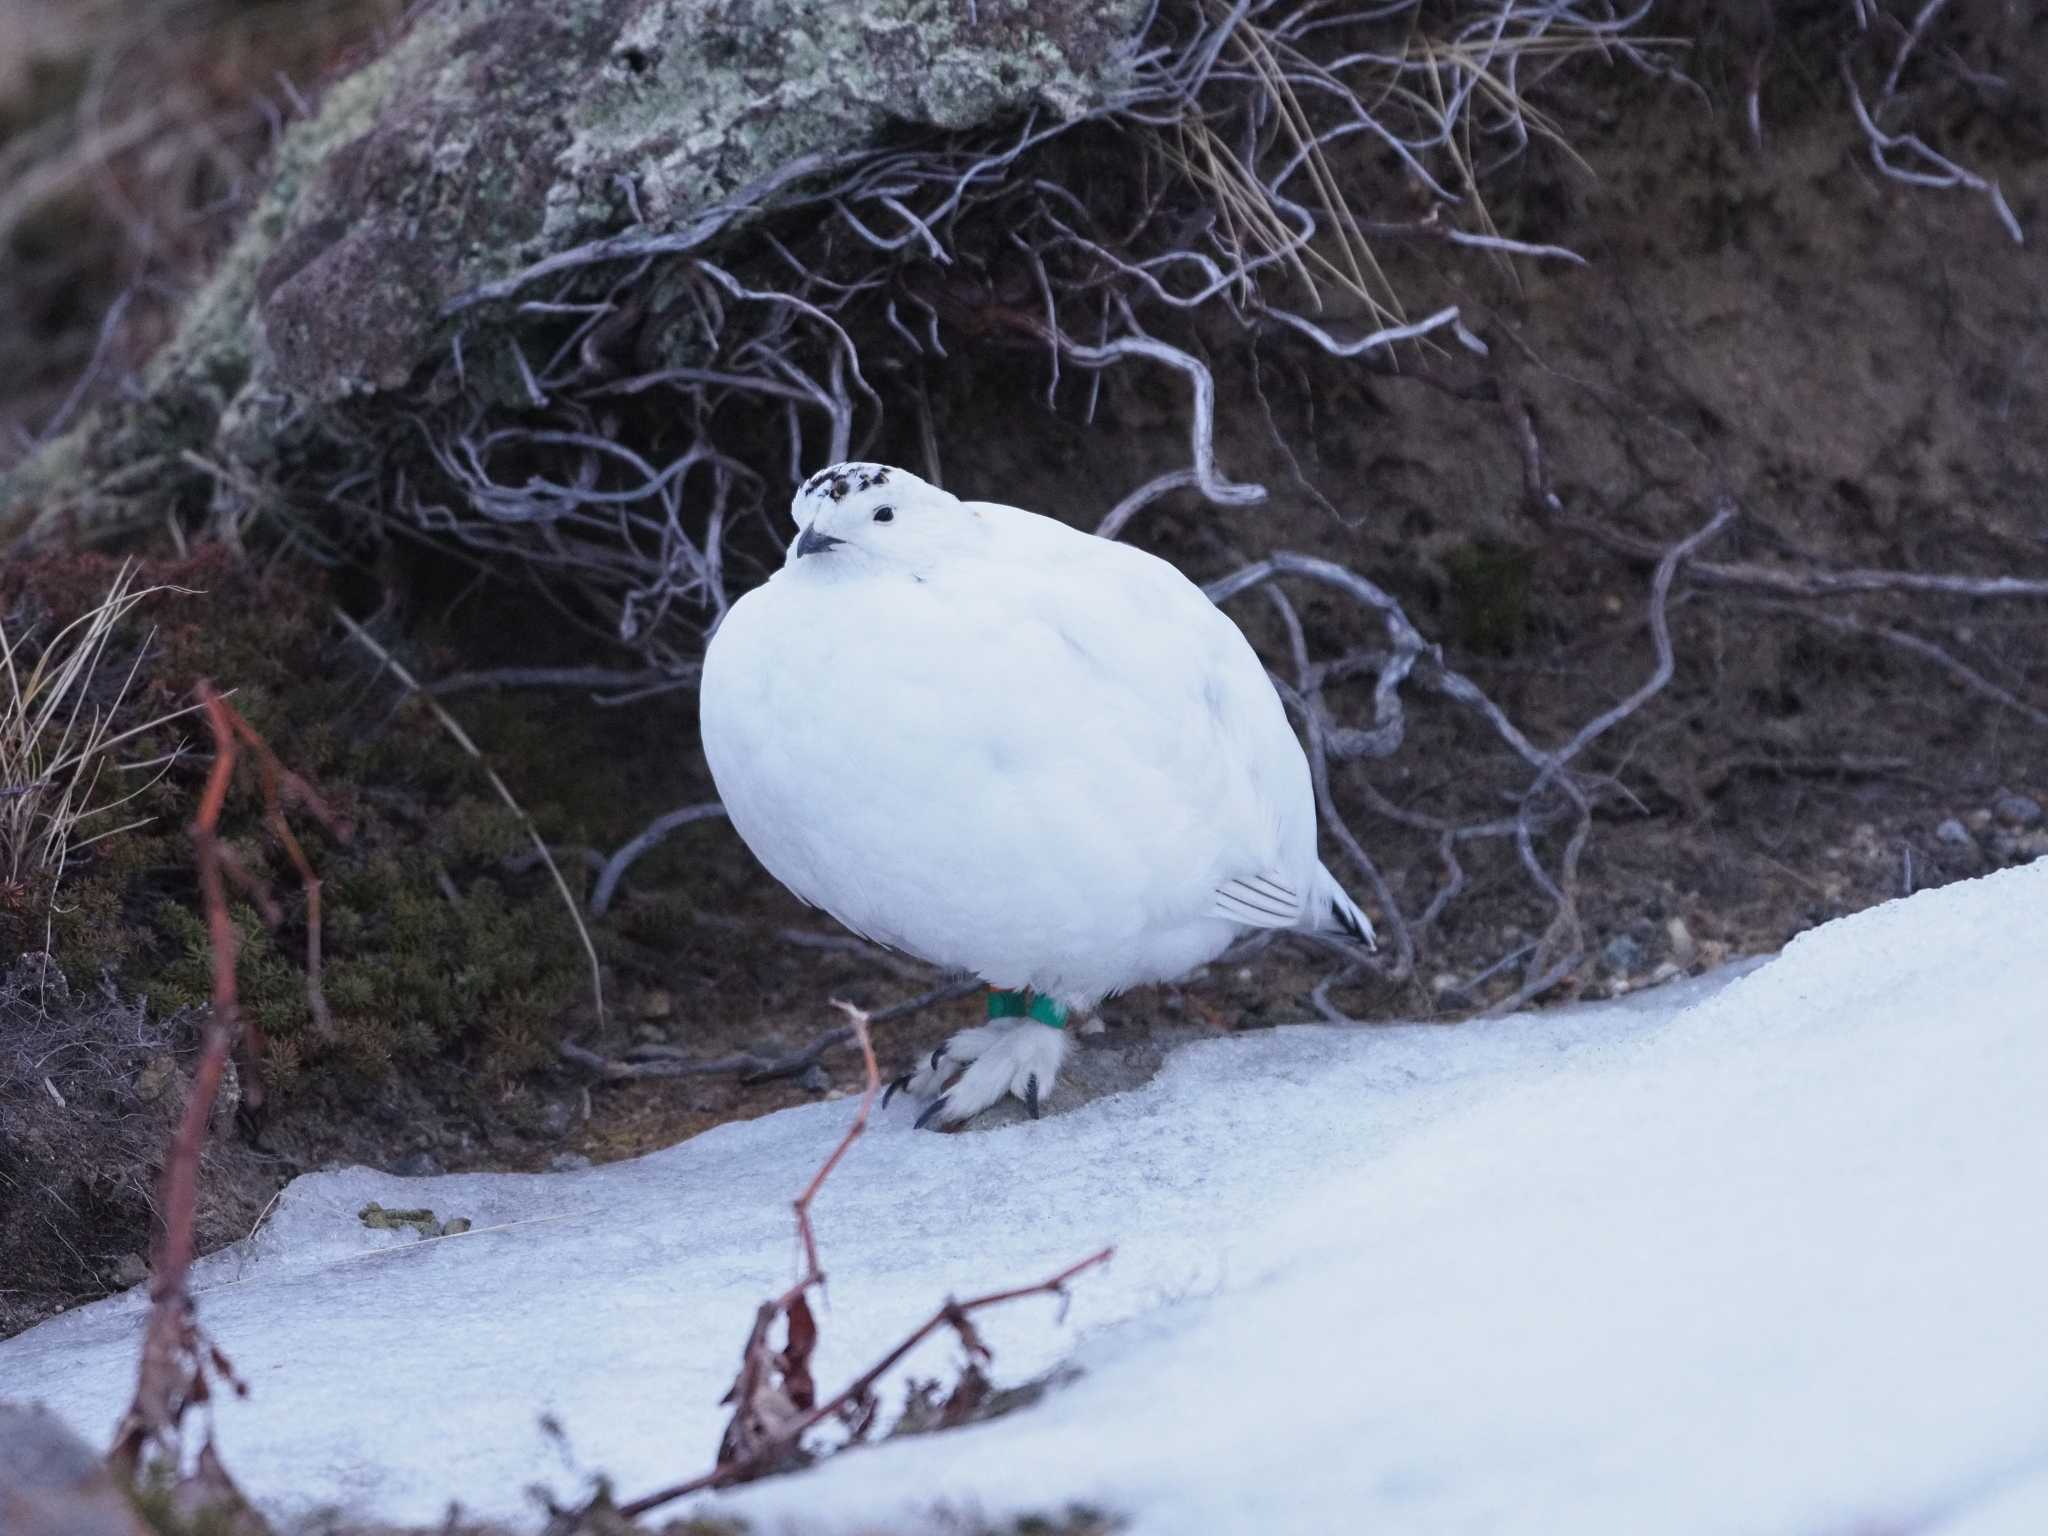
[801, 462, 896, 502]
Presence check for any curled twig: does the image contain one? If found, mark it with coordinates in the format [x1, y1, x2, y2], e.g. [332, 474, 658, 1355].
[589, 801, 728, 917]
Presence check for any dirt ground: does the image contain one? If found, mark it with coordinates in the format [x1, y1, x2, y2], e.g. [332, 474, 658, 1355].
[3, 13, 2045, 1353]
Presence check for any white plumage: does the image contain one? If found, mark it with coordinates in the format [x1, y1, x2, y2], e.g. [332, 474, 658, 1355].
[700, 462, 1373, 1124]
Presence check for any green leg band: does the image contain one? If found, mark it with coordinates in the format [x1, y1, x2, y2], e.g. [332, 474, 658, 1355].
[987, 990, 1068, 1030]
[1026, 994, 1068, 1030]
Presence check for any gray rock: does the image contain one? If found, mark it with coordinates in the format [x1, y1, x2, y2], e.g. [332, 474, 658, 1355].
[1934, 818, 1974, 847]
[4, 0, 1147, 544]
[261, 0, 1146, 397]
[0, 1402, 154, 1536]
[391, 1150, 444, 1178]
[106, 1253, 149, 1291]
[799, 1063, 832, 1093]
[1601, 934, 1646, 974]
[538, 1099, 576, 1137]
[1994, 793, 2043, 829]
[1989, 828, 2048, 865]
[548, 1152, 595, 1173]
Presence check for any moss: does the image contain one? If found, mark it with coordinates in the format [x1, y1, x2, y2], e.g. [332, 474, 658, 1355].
[125, 793, 590, 1094]
[358, 1201, 442, 1235]
[5, 548, 607, 1110]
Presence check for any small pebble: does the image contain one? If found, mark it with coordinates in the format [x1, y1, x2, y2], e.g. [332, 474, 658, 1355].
[1994, 792, 2043, 829]
[437, 1217, 473, 1237]
[133, 1054, 178, 1104]
[1601, 934, 1646, 974]
[799, 1063, 832, 1093]
[1989, 828, 2048, 865]
[538, 1099, 575, 1137]
[1934, 818, 1973, 847]
[548, 1152, 594, 1173]
[109, 1253, 149, 1290]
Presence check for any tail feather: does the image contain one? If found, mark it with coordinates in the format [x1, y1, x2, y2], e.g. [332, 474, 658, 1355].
[1314, 863, 1378, 949]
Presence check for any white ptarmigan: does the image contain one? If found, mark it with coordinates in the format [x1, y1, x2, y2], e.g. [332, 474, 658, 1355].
[699, 462, 1375, 1126]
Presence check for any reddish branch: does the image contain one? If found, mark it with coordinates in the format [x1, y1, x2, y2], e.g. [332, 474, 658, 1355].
[192, 684, 350, 1119]
[109, 681, 347, 1481]
[617, 1001, 1113, 1519]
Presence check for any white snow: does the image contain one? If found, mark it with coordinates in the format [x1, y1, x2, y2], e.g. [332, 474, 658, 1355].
[3, 860, 2045, 1535]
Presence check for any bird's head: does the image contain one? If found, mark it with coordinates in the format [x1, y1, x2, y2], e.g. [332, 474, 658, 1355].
[785, 462, 978, 572]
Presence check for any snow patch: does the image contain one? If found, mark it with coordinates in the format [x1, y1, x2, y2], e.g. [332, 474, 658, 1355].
[3, 862, 2043, 1535]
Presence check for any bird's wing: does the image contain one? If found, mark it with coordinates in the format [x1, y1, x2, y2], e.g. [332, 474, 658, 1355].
[1211, 872, 1308, 929]
[955, 504, 1322, 900]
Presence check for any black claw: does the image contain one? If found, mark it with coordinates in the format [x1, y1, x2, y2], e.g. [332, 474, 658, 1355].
[1025, 1073, 1040, 1120]
[914, 1097, 950, 1132]
[883, 1072, 913, 1109]
[929, 1046, 945, 1072]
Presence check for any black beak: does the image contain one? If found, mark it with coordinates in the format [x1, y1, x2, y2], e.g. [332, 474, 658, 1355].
[794, 524, 845, 559]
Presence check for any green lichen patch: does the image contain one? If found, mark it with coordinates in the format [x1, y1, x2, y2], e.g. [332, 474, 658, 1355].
[357, 1201, 459, 1237]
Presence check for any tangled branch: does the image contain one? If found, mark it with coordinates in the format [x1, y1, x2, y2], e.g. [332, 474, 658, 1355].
[354, 1, 1678, 656]
[1840, 0, 2024, 244]
[1201, 496, 1732, 1008]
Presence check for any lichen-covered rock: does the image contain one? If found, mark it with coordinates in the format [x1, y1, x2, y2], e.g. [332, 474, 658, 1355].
[257, 0, 1141, 400]
[0, 0, 1145, 542]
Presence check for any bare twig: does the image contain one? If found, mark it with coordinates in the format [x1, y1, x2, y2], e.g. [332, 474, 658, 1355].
[1755, 602, 2048, 733]
[1564, 513, 2048, 601]
[610, 1001, 1111, 1518]
[424, 664, 695, 700]
[589, 801, 728, 916]
[1840, 42, 2022, 245]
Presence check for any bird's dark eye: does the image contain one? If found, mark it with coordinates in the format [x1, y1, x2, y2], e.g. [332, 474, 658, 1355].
[872, 506, 895, 523]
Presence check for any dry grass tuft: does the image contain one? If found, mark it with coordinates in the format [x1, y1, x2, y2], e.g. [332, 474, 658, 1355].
[0, 558, 197, 930]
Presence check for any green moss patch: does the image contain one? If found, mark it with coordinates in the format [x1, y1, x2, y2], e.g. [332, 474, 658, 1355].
[1, 548, 657, 1103]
